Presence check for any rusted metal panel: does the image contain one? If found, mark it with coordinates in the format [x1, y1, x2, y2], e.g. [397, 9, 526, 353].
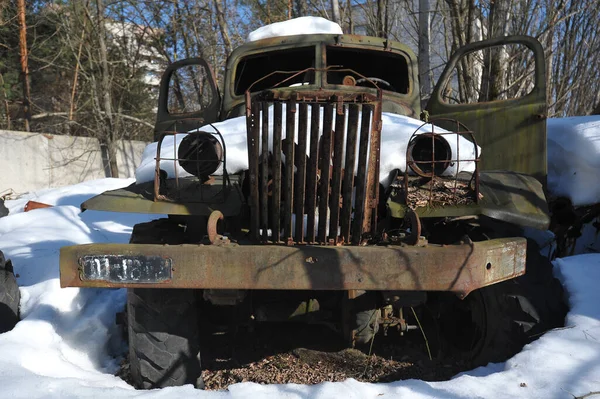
[247, 97, 260, 240]
[329, 99, 346, 241]
[246, 90, 382, 245]
[295, 103, 309, 242]
[306, 104, 320, 243]
[272, 102, 283, 242]
[318, 103, 333, 243]
[60, 237, 527, 298]
[341, 104, 359, 241]
[352, 106, 372, 244]
[283, 95, 296, 242]
[260, 101, 269, 241]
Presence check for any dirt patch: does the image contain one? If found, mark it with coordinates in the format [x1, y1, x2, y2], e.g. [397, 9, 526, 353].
[197, 324, 461, 390]
[118, 322, 466, 390]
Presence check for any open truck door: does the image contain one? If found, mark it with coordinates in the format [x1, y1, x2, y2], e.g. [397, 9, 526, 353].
[426, 35, 547, 184]
[154, 58, 221, 140]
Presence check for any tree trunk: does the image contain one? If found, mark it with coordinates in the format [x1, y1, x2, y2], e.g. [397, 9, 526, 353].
[332, 0, 341, 26]
[294, 0, 308, 18]
[17, 0, 31, 131]
[214, 0, 233, 56]
[95, 0, 119, 178]
[592, 100, 600, 116]
[418, 0, 431, 97]
[376, 0, 384, 37]
[479, 0, 510, 102]
[346, 0, 353, 34]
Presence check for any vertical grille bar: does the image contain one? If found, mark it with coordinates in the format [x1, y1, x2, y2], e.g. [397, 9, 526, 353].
[260, 101, 269, 241]
[306, 104, 320, 243]
[317, 103, 334, 243]
[363, 100, 382, 235]
[328, 100, 346, 241]
[283, 96, 296, 241]
[352, 105, 372, 244]
[247, 100, 260, 240]
[341, 103, 359, 242]
[272, 102, 283, 242]
[295, 103, 308, 242]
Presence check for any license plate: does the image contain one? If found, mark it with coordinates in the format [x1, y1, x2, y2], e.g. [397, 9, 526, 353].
[79, 255, 172, 283]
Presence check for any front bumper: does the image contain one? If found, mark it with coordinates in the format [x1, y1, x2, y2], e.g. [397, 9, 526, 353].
[59, 237, 526, 297]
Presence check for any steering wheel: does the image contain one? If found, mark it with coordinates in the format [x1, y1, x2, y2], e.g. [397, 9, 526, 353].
[355, 77, 396, 91]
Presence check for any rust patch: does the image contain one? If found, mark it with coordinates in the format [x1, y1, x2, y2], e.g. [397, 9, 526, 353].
[24, 201, 52, 212]
[60, 237, 526, 297]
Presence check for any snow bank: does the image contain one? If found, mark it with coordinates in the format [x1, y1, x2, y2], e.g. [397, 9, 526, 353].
[247, 17, 343, 42]
[547, 115, 600, 206]
[1, 179, 600, 398]
[136, 112, 480, 184]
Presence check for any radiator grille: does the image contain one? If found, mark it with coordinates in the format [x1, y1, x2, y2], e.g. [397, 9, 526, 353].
[246, 91, 382, 245]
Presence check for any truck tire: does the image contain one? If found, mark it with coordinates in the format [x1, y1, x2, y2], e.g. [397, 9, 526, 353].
[127, 219, 202, 389]
[127, 288, 202, 389]
[0, 251, 19, 333]
[438, 240, 567, 366]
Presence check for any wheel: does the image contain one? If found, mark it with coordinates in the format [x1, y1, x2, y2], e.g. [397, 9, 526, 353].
[0, 251, 19, 334]
[342, 291, 380, 347]
[436, 240, 567, 366]
[127, 288, 202, 389]
[127, 219, 203, 389]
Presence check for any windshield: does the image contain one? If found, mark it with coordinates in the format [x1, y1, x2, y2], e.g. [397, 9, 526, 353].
[326, 46, 410, 94]
[234, 47, 315, 95]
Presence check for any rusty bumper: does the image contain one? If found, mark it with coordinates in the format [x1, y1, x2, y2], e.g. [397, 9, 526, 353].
[59, 238, 526, 297]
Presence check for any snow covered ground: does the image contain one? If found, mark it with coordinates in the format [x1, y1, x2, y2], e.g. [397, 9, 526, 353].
[0, 178, 599, 398]
[547, 115, 600, 206]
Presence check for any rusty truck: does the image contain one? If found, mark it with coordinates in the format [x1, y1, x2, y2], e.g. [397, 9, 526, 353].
[59, 32, 566, 389]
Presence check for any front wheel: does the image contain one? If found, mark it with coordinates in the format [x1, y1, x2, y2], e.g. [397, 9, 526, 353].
[436, 240, 568, 366]
[127, 288, 202, 389]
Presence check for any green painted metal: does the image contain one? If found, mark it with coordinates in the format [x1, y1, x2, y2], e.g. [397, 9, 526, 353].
[387, 171, 550, 230]
[154, 58, 221, 140]
[81, 176, 245, 216]
[426, 36, 547, 185]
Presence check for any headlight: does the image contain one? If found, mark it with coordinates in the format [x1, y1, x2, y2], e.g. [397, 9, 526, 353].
[407, 132, 452, 177]
[178, 132, 223, 179]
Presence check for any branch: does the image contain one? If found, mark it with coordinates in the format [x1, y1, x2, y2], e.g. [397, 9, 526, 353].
[29, 111, 154, 128]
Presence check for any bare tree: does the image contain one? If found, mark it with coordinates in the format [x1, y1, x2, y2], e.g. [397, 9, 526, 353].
[17, 0, 31, 131]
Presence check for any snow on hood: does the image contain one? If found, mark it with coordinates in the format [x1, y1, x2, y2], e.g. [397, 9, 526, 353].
[547, 115, 600, 206]
[135, 112, 480, 185]
[247, 17, 343, 42]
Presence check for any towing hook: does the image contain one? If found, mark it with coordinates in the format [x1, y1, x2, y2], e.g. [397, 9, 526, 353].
[207, 210, 226, 245]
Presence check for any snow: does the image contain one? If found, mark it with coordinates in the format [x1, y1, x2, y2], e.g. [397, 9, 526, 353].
[136, 113, 479, 185]
[547, 115, 600, 206]
[0, 179, 600, 398]
[247, 17, 343, 42]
